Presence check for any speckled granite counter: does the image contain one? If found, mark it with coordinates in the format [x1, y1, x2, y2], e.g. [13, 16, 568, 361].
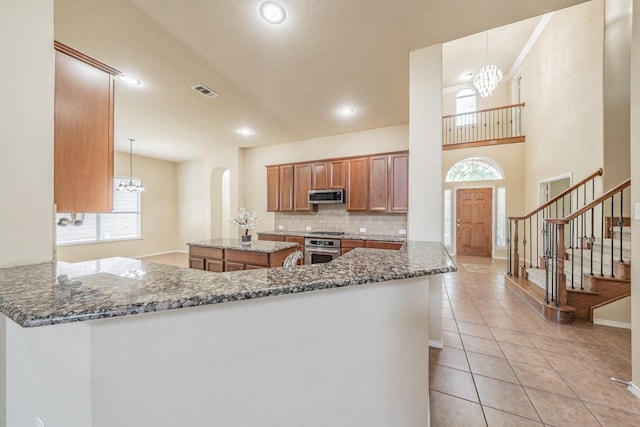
[258, 230, 406, 242]
[0, 241, 454, 327]
[187, 238, 297, 252]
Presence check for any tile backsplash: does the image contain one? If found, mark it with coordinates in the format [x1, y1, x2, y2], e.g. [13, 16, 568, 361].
[273, 204, 407, 236]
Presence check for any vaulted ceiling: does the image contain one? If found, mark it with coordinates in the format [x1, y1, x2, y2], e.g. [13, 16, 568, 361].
[54, 0, 587, 162]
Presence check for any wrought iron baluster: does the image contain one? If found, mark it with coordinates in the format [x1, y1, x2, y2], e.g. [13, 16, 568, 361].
[600, 202, 605, 277]
[610, 195, 615, 277]
[529, 217, 532, 270]
[536, 213, 540, 268]
[543, 222, 550, 304]
[619, 190, 624, 263]
[507, 220, 512, 275]
[522, 219, 528, 270]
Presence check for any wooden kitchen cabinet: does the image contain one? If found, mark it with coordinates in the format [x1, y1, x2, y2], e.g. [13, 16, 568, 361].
[364, 241, 403, 250]
[311, 162, 328, 190]
[368, 155, 389, 211]
[266, 166, 280, 212]
[346, 158, 368, 211]
[258, 233, 285, 242]
[279, 165, 294, 212]
[329, 160, 345, 189]
[285, 236, 305, 265]
[389, 153, 409, 212]
[294, 164, 315, 212]
[189, 246, 224, 270]
[341, 239, 364, 255]
[54, 42, 119, 213]
[189, 244, 296, 271]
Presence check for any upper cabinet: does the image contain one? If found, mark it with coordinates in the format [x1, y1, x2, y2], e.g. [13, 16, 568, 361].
[346, 157, 368, 211]
[265, 151, 407, 213]
[54, 42, 119, 213]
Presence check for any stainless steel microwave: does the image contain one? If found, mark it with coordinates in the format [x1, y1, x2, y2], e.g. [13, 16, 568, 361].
[308, 189, 345, 204]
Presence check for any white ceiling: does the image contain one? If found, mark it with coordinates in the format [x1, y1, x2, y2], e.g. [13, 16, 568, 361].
[53, 0, 586, 162]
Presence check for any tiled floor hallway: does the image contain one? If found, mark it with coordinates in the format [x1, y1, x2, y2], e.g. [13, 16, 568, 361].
[429, 255, 639, 426]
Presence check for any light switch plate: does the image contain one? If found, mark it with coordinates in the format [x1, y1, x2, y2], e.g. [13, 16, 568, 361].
[359, 227, 366, 233]
[305, 226, 312, 231]
[399, 229, 407, 235]
[278, 225, 284, 230]
[635, 203, 640, 220]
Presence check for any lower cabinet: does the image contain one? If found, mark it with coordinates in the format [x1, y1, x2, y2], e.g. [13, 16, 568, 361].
[364, 241, 404, 250]
[189, 245, 296, 272]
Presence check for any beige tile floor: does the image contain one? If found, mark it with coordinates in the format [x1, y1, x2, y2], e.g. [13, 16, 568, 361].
[138, 251, 189, 268]
[430, 255, 639, 426]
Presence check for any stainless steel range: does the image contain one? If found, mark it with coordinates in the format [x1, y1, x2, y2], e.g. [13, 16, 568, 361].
[304, 232, 344, 264]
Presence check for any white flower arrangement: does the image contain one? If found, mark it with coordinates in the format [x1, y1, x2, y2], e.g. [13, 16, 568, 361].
[230, 207, 259, 235]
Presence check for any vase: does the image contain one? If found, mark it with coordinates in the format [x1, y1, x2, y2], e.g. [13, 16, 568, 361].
[241, 234, 252, 245]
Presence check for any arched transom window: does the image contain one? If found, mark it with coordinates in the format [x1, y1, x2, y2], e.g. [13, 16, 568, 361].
[445, 157, 504, 182]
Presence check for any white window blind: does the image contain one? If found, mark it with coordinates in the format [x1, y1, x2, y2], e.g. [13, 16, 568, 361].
[56, 178, 141, 245]
[443, 188, 452, 246]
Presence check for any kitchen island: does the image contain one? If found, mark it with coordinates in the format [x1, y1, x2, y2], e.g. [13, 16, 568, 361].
[187, 238, 298, 271]
[0, 242, 455, 427]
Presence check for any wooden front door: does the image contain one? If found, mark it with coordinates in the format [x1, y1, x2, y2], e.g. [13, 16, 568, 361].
[456, 188, 492, 257]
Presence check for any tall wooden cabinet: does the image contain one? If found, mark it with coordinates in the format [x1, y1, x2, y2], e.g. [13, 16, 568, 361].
[368, 155, 389, 211]
[389, 153, 409, 212]
[294, 164, 314, 212]
[266, 166, 280, 212]
[346, 158, 368, 211]
[279, 165, 294, 212]
[54, 42, 119, 213]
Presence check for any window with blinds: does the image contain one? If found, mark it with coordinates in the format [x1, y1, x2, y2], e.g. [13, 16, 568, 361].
[56, 177, 141, 245]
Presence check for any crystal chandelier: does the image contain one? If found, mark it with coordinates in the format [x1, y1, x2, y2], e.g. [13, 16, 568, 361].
[117, 139, 145, 192]
[473, 32, 503, 98]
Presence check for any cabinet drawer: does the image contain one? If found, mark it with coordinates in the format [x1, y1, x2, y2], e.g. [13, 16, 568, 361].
[259, 234, 285, 242]
[225, 250, 269, 267]
[285, 236, 305, 245]
[341, 239, 364, 249]
[365, 241, 403, 250]
[225, 261, 245, 272]
[189, 246, 223, 259]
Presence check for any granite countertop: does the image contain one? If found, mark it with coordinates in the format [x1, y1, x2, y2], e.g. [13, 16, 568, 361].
[187, 238, 297, 253]
[257, 230, 406, 242]
[0, 241, 455, 328]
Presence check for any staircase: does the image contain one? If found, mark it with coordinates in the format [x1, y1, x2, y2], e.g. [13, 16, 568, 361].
[505, 169, 631, 323]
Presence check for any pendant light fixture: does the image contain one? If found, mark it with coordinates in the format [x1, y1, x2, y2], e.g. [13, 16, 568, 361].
[117, 139, 145, 192]
[473, 31, 503, 98]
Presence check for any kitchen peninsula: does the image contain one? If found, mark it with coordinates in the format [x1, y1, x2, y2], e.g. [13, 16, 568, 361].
[1, 242, 455, 427]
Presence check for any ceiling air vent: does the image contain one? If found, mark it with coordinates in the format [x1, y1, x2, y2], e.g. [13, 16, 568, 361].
[191, 84, 219, 99]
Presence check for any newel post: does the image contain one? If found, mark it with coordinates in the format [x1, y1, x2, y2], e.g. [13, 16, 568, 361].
[556, 223, 567, 306]
[511, 219, 519, 277]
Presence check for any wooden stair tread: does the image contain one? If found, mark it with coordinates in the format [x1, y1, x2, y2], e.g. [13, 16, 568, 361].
[504, 274, 574, 324]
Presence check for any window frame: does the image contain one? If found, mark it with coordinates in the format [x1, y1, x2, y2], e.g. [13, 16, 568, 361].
[455, 88, 477, 127]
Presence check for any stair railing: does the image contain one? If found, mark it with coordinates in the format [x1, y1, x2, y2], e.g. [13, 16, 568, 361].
[545, 179, 630, 307]
[507, 168, 604, 278]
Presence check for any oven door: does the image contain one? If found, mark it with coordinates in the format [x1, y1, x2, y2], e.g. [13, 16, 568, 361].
[304, 247, 340, 264]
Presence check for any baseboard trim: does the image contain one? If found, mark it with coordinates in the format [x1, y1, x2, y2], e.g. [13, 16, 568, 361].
[592, 319, 631, 329]
[428, 339, 444, 349]
[136, 250, 188, 259]
[628, 383, 640, 399]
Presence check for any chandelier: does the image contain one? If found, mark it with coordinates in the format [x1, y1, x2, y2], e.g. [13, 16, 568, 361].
[473, 32, 503, 98]
[117, 138, 145, 192]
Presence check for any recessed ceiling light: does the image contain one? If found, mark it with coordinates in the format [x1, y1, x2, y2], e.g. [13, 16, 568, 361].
[238, 128, 254, 136]
[117, 74, 142, 86]
[260, 1, 286, 24]
[339, 106, 355, 116]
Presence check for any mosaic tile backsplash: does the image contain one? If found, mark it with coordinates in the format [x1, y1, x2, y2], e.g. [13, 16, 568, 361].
[273, 204, 407, 236]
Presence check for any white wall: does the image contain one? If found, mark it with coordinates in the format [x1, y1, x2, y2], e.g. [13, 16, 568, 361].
[57, 153, 179, 262]
[521, 0, 605, 212]
[0, 3, 54, 426]
[630, 0, 640, 390]
[241, 125, 409, 233]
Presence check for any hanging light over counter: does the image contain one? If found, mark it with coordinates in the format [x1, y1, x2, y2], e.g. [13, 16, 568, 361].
[117, 138, 145, 192]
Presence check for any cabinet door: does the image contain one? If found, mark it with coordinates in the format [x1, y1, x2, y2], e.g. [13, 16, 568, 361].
[266, 166, 280, 212]
[329, 160, 345, 189]
[389, 153, 409, 212]
[294, 164, 314, 212]
[189, 257, 205, 270]
[346, 158, 368, 211]
[225, 261, 245, 272]
[364, 241, 403, 250]
[368, 155, 389, 211]
[54, 45, 116, 213]
[285, 236, 305, 265]
[311, 162, 328, 190]
[279, 165, 294, 212]
[205, 259, 224, 272]
[259, 234, 285, 242]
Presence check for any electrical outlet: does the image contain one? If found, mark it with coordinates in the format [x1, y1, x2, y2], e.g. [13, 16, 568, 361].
[305, 226, 312, 231]
[37, 416, 45, 427]
[278, 224, 284, 230]
[359, 227, 366, 233]
[399, 229, 406, 235]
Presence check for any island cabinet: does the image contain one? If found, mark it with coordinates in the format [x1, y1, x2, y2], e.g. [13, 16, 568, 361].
[346, 157, 368, 211]
[189, 246, 224, 272]
[54, 41, 119, 213]
[189, 241, 297, 272]
[258, 233, 285, 242]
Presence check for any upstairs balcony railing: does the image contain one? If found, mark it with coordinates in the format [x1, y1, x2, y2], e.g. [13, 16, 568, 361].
[442, 103, 525, 149]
